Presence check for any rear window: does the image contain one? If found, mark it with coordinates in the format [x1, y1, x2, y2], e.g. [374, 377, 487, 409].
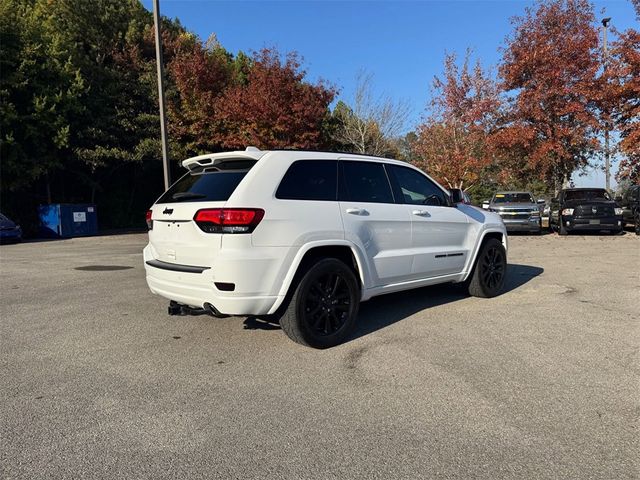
[156, 171, 249, 204]
[276, 160, 338, 201]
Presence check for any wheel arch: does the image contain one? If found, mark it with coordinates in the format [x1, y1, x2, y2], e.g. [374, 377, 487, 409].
[462, 229, 507, 282]
[267, 241, 367, 315]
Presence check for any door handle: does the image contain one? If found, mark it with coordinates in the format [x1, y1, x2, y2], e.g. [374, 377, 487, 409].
[346, 208, 368, 215]
[412, 210, 431, 217]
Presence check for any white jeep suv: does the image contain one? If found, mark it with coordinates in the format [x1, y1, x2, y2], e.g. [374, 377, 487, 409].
[144, 148, 507, 348]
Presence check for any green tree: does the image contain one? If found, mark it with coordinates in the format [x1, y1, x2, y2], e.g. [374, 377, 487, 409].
[0, 0, 85, 198]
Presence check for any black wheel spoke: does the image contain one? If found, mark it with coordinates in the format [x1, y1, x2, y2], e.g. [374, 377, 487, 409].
[311, 312, 323, 328]
[477, 245, 506, 292]
[331, 275, 342, 295]
[309, 284, 323, 298]
[323, 314, 332, 334]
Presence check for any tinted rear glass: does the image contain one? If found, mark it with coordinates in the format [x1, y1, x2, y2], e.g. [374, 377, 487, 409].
[156, 171, 249, 204]
[341, 161, 394, 203]
[276, 160, 337, 201]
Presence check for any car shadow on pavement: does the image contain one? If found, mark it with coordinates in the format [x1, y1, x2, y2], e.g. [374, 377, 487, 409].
[243, 264, 544, 339]
[348, 263, 544, 342]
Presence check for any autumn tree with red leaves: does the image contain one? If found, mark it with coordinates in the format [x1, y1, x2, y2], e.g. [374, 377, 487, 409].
[413, 51, 500, 190]
[216, 48, 336, 150]
[166, 33, 233, 156]
[610, 7, 640, 183]
[166, 43, 336, 154]
[497, 0, 601, 193]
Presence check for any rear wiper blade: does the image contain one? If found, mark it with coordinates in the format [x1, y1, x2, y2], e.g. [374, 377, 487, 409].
[172, 192, 207, 201]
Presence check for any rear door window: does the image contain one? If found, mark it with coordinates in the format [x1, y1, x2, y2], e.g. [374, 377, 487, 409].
[340, 161, 394, 204]
[276, 160, 338, 201]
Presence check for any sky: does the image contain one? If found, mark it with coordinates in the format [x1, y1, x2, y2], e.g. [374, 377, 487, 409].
[141, 0, 638, 188]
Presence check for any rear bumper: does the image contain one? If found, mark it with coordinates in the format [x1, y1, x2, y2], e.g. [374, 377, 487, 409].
[146, 270, 280, 315]
[143, 244, 283, 315]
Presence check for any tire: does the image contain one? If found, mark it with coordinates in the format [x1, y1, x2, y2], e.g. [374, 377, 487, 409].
[467, 238, 507, 298]
[635, 211, 640, 236]
[558, 216, 568, 235]
[279, 258, 360, 349]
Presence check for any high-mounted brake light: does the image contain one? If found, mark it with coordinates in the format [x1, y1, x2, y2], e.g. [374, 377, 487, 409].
[146, 210, 153, 230]
[193, 208, 264, 234]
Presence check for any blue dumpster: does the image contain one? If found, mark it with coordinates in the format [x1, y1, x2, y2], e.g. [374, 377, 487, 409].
[38, 204, 98, 238]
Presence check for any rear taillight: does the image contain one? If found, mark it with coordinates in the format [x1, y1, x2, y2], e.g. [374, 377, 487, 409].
[193, 208, 264, 234]
[146, 210, 153, 230]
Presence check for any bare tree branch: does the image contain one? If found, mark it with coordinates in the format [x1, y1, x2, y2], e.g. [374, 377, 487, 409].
[333, 70, 411, 157]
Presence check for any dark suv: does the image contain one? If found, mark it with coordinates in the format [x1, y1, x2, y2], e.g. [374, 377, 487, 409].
[549, 188, 623, 235]
[618, 185, 640, 235]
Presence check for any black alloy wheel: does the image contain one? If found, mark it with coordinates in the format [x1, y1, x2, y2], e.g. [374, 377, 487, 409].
[467, 238, 507, 298]
[280, 258, 359, 348]
[480, 244, 506, 291]
[302, 272, 352, 336]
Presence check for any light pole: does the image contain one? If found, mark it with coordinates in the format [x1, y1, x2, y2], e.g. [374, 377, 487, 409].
[602, 16, 611, 192]
[153, 0, 171, 190]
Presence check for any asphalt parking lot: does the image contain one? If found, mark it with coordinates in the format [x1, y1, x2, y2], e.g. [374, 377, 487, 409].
[1, 232, 638, 479]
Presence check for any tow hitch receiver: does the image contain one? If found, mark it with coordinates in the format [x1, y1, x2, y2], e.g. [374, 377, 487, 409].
[168, 300, 229, 318]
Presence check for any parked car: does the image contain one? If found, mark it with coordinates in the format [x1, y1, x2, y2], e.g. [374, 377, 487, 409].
[482, 191, 543, 234]
[144, 148, 508, 348]
[617, 185, 640, 235]
[0, 213, 22, 243]
[549, 188, 623, 235]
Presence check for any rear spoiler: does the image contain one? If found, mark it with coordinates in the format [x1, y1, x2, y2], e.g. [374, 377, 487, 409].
[182, 148, 267, 172]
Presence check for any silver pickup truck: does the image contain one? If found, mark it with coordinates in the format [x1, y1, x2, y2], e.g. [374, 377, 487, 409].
[482, 191, 545, 234]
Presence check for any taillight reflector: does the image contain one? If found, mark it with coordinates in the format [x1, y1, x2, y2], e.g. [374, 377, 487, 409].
[193, 208, 264, 234]
[146, 210, 153, 230]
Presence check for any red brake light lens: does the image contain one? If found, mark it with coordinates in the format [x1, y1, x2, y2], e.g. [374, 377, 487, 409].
[193, 208, 264, 234]
[146, 210, 153, 230]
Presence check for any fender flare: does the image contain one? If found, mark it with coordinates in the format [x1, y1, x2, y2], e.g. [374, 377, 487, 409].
[461, 227, 508, 282]
[267, 240, 369, 315]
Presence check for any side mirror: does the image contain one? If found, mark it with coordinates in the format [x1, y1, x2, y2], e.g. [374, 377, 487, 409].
[449, 188, 465, 205]
[482, 201, 490, 210]
[537, 198, 546, 205]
